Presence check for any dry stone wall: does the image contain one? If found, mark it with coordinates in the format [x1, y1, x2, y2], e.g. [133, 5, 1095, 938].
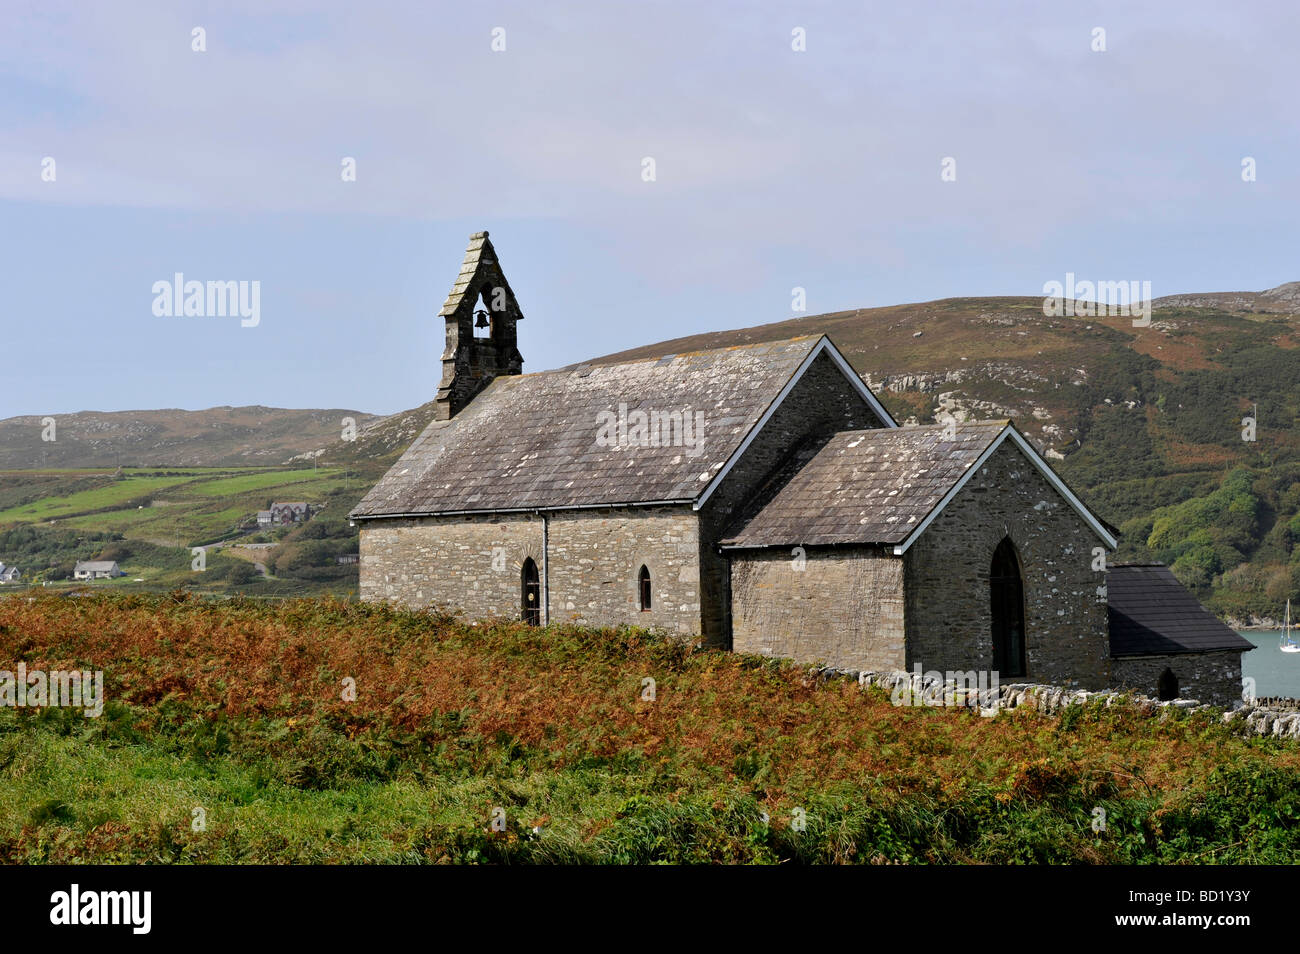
[845, 667, 1296, 737]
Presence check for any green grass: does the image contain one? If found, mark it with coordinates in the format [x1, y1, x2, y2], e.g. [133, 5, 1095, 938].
[0, 476, 201, 523]
[0, 467, 270, 476]
[64, 504, 257, 540]
[0, 469, 360, 596]
[6, 469, 347, 543]
[186, 469, 340, 497]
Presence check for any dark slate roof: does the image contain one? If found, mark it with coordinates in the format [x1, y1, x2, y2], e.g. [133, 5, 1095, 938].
[351, 336, 832, 517]
[1107, 564, 1255, 656]
[719, 421, 1010, 548]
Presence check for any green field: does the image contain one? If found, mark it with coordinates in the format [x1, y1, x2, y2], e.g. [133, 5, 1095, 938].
[62, 504, 258, 541]
[0, 468, 342, 533]
[0, 467, 357, 591]
[187, 470, 344, 497]
[0, 476, 202, 523]
[0, 467, 278, 477]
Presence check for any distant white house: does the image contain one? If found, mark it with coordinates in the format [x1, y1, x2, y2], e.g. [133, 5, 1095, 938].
[0, 563, 20, 583]
[74, 561, 124, 580]
[337, 553, 359, 565]
[256, 510, 274, 528]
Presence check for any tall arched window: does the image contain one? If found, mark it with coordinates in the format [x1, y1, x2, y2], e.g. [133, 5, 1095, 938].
[638, 565, 652, 611]
[1157, 667, 1179, 701]
[521, 557, 540, 626]
[990, 538, 1026, 677]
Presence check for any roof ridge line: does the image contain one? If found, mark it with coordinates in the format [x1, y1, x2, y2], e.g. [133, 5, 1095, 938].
[525, 334, 828, 378]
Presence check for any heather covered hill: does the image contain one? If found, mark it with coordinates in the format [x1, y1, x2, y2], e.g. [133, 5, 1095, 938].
[582, 288, 1300, 474]
[0, 406, 378, 470]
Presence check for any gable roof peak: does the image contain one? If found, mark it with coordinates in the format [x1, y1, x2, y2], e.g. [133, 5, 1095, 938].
[438, 230, 514, 319]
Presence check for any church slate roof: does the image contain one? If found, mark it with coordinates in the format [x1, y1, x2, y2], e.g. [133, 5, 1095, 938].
[718, 421, 1011, 548]
[351, 335, 842, 518]
[1106, 564, 1255, 656]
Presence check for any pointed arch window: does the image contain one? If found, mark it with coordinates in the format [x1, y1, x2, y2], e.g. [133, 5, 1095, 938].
[990, 538, 1026, 677]
[638, 565, 652, 612]
[521, 557, 540, 626]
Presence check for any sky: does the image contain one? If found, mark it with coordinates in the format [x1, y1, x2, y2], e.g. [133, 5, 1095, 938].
[1, 0, 1297, 419]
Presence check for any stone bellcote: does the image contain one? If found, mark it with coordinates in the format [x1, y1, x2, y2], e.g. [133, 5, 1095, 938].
[434, 231, 525, 420]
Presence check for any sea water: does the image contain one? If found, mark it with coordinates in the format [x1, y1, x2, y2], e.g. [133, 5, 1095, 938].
[1239, 631, 1300, 698]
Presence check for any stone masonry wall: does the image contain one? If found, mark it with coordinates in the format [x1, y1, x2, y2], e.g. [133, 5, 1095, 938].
[360, 512, 543, 615]
[904, 438, 1111, 688]
[853, 668, 1282, 731]
[359, 506, 701, 634]
[1110, 651, 1244, 709]
[730, 546, 905, 670]
[700, 350, 888, 647]
[546, 507, 701, 634]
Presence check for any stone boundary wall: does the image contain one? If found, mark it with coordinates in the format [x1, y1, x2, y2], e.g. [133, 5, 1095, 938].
[822, 667, 1300, 741]
[1249, 696, 1300, 711]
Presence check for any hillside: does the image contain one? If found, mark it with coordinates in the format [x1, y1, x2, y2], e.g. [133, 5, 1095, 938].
[1, 594, 1297, 864]
[0, 406, 380, 470]
[0, 464, 368, 596]
[287, 398, 441, 467]
[1, 284, 1297, 617]
[582, 285, 1300, 472]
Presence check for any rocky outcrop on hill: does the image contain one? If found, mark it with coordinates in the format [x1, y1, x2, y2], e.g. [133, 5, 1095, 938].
[1154, 281, 1300, 313]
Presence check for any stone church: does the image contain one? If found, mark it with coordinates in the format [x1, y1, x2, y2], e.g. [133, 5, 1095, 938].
[352, 233, 1252, 706]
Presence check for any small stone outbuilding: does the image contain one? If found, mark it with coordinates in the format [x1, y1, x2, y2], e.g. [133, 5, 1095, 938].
[1107, 563, 1254, 706]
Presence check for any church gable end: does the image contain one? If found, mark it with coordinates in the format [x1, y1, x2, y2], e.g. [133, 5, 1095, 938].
[696, 343, 896, 646]
[721, 421, 1116, 679]
[903, 434, 1112, 688]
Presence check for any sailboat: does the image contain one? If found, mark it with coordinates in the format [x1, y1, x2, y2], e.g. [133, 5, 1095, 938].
[1281, 600, 1299, 653]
